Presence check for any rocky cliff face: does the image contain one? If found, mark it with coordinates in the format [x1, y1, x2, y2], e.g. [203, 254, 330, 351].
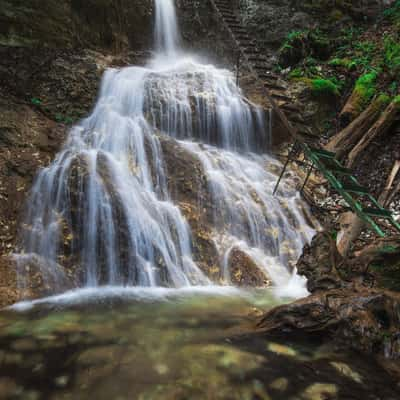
[0, 0, 153, 51]
[239, 0, 395, 50]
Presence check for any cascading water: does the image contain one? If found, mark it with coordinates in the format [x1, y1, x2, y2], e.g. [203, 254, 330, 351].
[15, 0, 315, 296]
[154, 0, 181, 56]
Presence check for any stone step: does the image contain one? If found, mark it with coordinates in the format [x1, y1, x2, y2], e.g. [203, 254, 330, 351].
[270, 91, 292, 102]
[264, 82, 287, 91]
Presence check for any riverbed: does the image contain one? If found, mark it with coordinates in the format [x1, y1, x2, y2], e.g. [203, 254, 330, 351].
[0, 287, 398, 399]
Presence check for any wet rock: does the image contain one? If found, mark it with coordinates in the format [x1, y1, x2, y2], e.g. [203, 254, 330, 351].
[257, 288, 400, 359]
[0, 254, 74, 308]
[159, 135, 221, 281]
[228, 248, 271, 287]
[0, 93, 66, 257]
[297, 232, 343, 293]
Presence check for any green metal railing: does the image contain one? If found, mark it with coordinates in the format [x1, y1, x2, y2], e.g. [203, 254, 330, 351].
[274, 142, 400, 237]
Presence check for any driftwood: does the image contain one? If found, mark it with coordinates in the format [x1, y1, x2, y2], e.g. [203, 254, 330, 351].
[336, 160, 400, 257]
[325, 95, 389, 159]
[347, 100, 400, 168]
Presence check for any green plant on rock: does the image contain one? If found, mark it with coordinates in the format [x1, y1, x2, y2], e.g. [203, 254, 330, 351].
[287, 30, 305, 42]
[278, 30, 309, 68]
[288, 67, 304, 79]
[329, 57, 357, 70]
[30, 97, 42, 106]
[310, 78, 341, 97]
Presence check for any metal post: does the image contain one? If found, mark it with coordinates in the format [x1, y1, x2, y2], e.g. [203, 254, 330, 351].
[273, 143, 297, 195]
[300, 162, 314, 194]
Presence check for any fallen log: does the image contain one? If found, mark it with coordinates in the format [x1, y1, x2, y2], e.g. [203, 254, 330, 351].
[325, 94, 389, 159]
[338, 72, 377, 127]
[347, 98, 400, 168]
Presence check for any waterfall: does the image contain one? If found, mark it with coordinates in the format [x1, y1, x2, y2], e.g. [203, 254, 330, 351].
[154, 0, 181, 56]
[15, 0, 315, 296]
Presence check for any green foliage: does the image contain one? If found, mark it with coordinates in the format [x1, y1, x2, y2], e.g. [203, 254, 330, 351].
[55, 114, 74, 124]
[288, 67, 304, 79]
[383, 35, 400, 74]
[281, 30, 307, 50]
[394, 95, 400, 104]
[383, 0, 400, 25]
[376, 93, 391, 106]
[389, 81, 398, 95]
[354, 40, 376, 54]
[329, 57, 357, 70]
[30, 97, 42, 106]
[287, 30, 304, 42]
[310, 78, 341, 96]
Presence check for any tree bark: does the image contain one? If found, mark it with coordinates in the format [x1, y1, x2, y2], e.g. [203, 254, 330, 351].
[346, 100, 400, 168]
[325, 96, 389, 159]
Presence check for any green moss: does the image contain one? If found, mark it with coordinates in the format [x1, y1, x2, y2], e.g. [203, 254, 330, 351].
[310, 78, 341, 97]
[286, 30, 305, 42]
[394, 95, 400, 104]
[375, 93, 391, 106]
[288, 68, 304, 79]
[329, 58, 357, 70]
[353, 72, 378, 108]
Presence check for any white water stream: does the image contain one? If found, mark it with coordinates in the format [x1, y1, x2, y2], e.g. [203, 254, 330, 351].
[14, 0, 315, 298]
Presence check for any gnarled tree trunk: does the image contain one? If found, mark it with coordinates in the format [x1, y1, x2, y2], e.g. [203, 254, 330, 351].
[347, 100, 400, 168]
[325, 95, 389, 159]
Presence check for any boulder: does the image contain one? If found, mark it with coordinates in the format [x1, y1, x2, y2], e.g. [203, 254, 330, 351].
[227, 247, 271, 287]
[0, 254, 74, 308]
[297, 232, 344, 293]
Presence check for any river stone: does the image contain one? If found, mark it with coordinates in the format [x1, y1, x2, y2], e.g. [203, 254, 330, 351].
[228, 248, 271, 287]
[0, 254, 74, 307]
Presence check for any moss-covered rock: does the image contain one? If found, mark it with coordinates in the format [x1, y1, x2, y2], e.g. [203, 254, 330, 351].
[339, 72, 378, 125]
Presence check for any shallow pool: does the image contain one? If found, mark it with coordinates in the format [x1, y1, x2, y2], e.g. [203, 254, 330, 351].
[0, 287, 398, 399]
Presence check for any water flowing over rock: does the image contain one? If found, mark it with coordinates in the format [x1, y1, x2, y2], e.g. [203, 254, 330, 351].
[14, 0, 316, 298]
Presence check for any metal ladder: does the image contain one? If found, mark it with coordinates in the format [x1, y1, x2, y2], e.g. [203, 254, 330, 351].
[209, 0, 400, 237]
[273, 142, 400, 237]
